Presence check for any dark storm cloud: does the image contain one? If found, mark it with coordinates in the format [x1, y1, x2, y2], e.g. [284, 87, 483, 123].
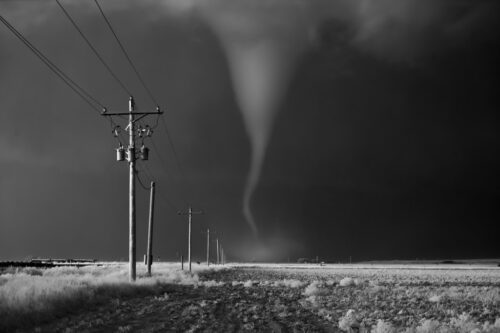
[350, 0, 500, 62]
[162, 0, 500, 240]
[1, 0, 499, 262]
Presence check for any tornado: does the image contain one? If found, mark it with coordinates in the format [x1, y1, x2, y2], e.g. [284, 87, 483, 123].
[161, 0, 487, 237]
[227, 41, 296, 236]
[199, 1, 313, 235]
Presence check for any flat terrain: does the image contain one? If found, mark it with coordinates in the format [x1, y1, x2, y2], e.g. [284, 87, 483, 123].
[1, 263, 499, 332]
[34, 282, 334, 333]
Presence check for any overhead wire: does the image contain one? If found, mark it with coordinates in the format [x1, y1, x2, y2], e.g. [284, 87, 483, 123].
[132, 111, 193, 207]
[92, 0, 202, 211]
[136, 169, 153, 190]
[1, 5, 188, 217]
[159, 115, 195, 205]
[148, 137, 190, 206]
[0, 13, 106, 114]
[8, 1, 200, 214]
[148, 138, 174, 182]
[156, 190, 181, 213]
[94, 0, 159, 107]
[91, 0, 190, 212]
[55, 0, 132, 97]
[1, 10, 128, 159]
[137, 162, 180, 212]
[90, 0, 187, 209]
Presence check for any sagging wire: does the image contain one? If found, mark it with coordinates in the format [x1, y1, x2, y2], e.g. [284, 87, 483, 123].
[94, 0, 159, 108]
[55, 0, 133, 97]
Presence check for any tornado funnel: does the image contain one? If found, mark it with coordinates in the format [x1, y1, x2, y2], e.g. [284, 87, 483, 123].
[200, 2, 312, 235]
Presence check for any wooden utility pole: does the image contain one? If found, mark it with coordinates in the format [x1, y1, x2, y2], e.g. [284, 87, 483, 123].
[102, 96, 161, 282]
[216, 238, 220, 265]
[146, 181, 156, 276]
[188, 208, 192, 271]
[206, 228, 210, 266]
[127, 98, 136, 281]
[206, 229, 221, 266]
[178, 206, 203, 272]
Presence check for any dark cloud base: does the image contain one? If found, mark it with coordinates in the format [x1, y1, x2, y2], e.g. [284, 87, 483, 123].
[0, 0, 499, 262]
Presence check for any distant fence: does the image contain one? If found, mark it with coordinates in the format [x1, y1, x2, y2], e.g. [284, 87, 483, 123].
[30, 258, 96, 264]
[0, 259, 98, 269]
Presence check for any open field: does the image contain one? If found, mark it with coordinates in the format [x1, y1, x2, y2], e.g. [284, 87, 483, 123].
[1, 263, 499, 332]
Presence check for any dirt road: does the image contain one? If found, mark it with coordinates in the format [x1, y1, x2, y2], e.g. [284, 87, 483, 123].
[33, 283, 337, 332]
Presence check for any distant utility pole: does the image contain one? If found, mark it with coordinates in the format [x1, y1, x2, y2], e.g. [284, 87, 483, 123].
[201, 228, 214, 266]
[206, 228, 210, 266]
[146, 181, 156, 276]
[102, 96, 161, 282]
[178, 206, 203, 272]
[216, 238, 220, 265]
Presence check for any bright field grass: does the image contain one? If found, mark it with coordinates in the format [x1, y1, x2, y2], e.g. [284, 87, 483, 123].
[0, 262, 223, 331]
[1, 262, 500, 332]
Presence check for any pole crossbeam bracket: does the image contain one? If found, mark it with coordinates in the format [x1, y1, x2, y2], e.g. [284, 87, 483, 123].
[101, 111, 163, 116]
[177, 210, 204, 215]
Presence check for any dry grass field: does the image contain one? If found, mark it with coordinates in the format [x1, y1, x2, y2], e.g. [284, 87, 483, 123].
[1, 263, 499, 332]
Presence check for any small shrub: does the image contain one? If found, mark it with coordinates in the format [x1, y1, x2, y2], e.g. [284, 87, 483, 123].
[339, 309, 360, 332]
[339, 277, 355, 287]
[303, 281, 325, 296]
[372, 320, 397, 333]
[243, 280, 254, 288]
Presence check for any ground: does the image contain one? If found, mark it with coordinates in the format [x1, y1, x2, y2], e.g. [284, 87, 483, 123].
[2, 263, 500, 332]
[33, 283, 334, 333]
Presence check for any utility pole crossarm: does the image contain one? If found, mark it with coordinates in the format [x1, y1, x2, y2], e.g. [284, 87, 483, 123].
[101, 108, 162, 124]
[101, 111, 162, 116]
[101, 102, 162, 117]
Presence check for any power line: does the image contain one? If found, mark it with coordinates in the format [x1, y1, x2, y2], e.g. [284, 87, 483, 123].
[1, 11, 129, 162]
[92, 0, 201, 210]
[0, 13, 106, 113]
[55, 0, 132, 97]
[157, 189, 181, 213]
[161, 116, 186, 180]
[137, 162, 180, 212]
[136, 169, 153, 190]
[54, 0, 130, 141]
[149, 137, 190, 206]
[159, 115, 194, 202]
[149, 138, 175, 182]
[138, 159, 155, 181]
[94, 0, 159, 107]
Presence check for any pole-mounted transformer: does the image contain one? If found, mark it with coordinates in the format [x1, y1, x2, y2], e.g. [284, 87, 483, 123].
[140, 145, 149, 160]
[116, 145, 125, 161]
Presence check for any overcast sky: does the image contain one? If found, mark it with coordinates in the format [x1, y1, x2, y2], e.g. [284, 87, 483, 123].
[0, 0, 499, 262]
